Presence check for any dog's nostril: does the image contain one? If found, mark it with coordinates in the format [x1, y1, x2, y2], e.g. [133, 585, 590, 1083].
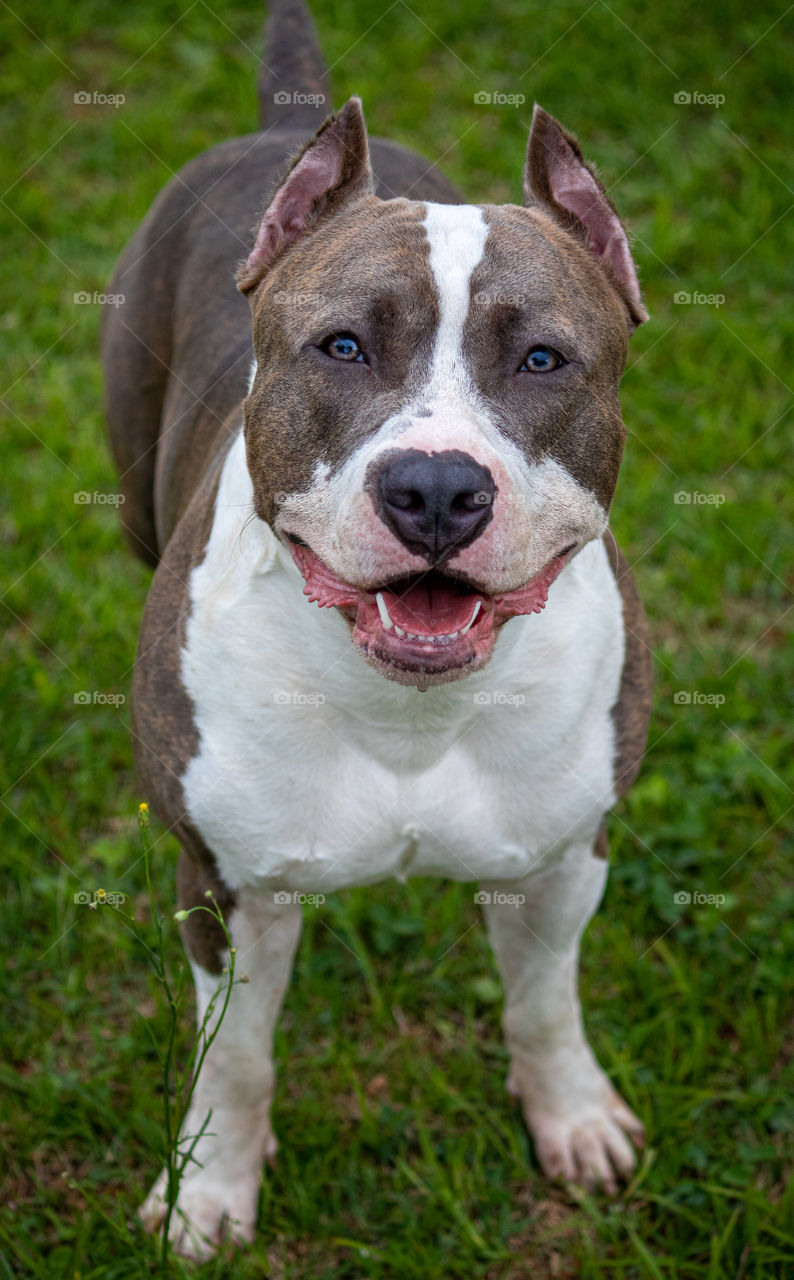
[452, 491, 486, 512]
[387, 489, 424, 512]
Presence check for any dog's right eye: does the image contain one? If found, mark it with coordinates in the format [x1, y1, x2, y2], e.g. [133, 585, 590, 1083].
[322, 333, 365, 363]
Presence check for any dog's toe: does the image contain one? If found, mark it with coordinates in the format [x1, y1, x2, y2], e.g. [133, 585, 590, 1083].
[138, 1169, 259, 1258]
[514, 1053, 645, 1196]
[532, 1093, 644, 1194]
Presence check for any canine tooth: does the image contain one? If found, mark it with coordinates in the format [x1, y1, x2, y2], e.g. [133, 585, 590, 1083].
[394, 623, 407, 638]
[459, 600, 481, 636]
[376, 591, 394, 631]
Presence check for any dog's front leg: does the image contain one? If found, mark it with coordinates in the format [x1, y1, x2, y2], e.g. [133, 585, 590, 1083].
[139, 875, 302, 1258]
[481, 838, 644, 1193]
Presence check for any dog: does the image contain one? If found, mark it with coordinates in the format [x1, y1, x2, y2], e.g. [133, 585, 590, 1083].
[102, 0, 652, 1256]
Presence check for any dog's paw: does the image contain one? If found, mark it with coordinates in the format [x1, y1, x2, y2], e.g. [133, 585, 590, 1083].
[138, 1166, 260, 1259]
[509, 1054, 645, 1194]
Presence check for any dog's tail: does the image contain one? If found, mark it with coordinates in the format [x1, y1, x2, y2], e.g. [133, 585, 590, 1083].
[259, 0, 331, 132]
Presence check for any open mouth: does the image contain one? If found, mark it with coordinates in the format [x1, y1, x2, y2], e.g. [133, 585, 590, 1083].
[287, 541, 573, 684]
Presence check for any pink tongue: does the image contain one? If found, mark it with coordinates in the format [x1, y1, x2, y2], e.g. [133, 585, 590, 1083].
[385, 579, 480, 636]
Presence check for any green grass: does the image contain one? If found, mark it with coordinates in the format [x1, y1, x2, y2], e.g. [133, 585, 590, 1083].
[1, 0, 793, 1275]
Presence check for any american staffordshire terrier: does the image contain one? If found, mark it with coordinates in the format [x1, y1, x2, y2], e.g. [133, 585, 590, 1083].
[102, 0, 652, 1256]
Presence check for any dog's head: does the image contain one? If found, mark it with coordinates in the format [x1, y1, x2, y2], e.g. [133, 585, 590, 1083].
[237, 99, 647, 687]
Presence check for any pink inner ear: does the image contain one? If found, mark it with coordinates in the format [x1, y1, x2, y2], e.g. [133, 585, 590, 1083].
[547, 147, 643, 310]
[244, 139, 345, 277]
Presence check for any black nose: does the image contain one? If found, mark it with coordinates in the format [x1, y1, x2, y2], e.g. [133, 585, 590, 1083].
[371, 449, 496, 562]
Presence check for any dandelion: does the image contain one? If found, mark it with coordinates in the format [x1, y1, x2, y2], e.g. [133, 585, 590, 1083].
[138, 801, 149, 830]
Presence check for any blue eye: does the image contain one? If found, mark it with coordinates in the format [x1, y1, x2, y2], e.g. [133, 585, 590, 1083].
[324, 333, 364, 362]
[520, 346, 563, 373]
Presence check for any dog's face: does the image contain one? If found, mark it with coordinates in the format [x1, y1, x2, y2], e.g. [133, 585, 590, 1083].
[239, 100, 647, 687]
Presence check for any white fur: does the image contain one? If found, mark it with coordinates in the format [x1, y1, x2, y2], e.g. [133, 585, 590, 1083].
[181, 430, 623, 895]
[423, 202, 490, 394]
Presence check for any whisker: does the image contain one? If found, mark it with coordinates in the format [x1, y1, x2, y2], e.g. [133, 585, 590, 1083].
[234, 506, 260, 556]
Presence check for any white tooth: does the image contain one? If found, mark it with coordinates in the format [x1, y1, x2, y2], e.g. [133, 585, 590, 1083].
[393, 628, 462, 644]
[376, 591, 394, 631]
[460, 600, 482, 636]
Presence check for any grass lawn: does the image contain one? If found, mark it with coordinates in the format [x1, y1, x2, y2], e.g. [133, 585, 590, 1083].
[1, 0, 793, 1275]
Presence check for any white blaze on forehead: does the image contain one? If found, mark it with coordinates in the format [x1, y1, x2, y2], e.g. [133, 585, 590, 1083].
[423, 203, 489, 389]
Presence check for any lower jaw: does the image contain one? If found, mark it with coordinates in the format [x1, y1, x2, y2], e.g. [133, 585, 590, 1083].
[352, 616, 497, 687]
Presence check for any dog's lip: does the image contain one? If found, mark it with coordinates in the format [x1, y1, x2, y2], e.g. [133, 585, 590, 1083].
[285, 538, 574, 678]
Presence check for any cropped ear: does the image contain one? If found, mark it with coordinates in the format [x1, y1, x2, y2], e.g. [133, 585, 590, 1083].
[524, 105, 648, 327]
[237, 97, 374, 294]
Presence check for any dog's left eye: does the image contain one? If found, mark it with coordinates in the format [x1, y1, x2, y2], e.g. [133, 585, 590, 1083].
[520, 346, 564, 373]
[323, 333, 365, 363]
